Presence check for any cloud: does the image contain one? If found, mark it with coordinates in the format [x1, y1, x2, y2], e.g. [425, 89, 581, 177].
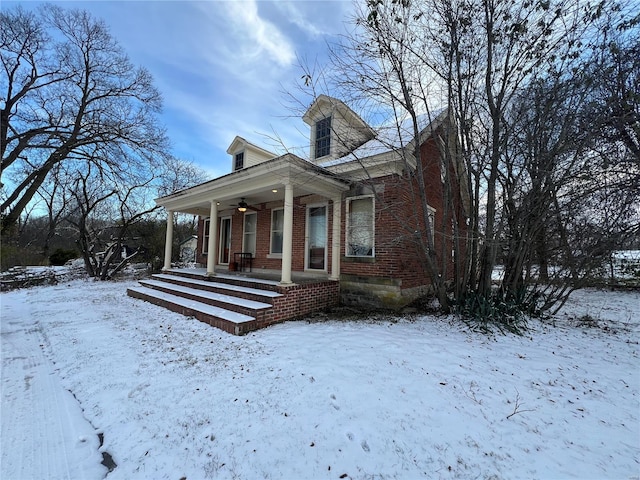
[22, 0, 323, 174]
[272, 1, 327, 38]
[271, 0, 353, 39]
[199, 0, 296, 68]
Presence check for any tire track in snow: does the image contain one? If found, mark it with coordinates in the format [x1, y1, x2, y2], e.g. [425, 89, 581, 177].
[1, 300, 106, 480]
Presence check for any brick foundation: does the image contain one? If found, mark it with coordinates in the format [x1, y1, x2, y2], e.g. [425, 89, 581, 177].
[272, 281, 340, 323]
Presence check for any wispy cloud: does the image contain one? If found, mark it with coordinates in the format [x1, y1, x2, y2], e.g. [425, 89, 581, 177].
[197, 0, 295, 68]
[13, 0, 349, 174]
[272, 1, 327, 38]
[271, 0, 354, 39]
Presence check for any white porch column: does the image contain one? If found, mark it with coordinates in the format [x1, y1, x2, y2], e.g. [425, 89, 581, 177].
[280, 182, 294, 285]
[329, 195, 342, 281]
[163, 210, 174, 270]
[206, 201, 218, 276]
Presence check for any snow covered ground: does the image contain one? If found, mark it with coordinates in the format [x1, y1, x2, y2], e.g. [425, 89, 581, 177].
[1, 278, 639, 480]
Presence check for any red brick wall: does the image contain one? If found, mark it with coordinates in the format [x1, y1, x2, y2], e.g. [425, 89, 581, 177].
[195, 197, 336, 275]
[338, 126, 468, 294]
[418, 132, 469, 281]
[338, 175, 436, 292]
[271, 281, 340, 322]
[191, 125, 467, 304]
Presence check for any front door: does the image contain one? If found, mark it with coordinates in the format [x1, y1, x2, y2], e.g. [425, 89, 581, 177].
[219, 217, 231, 264]
[306, 205, 327, 270]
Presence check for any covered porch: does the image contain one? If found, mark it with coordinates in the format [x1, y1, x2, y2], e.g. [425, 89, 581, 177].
[156, 154, 350, 286]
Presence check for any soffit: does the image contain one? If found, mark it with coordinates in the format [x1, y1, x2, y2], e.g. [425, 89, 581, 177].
[156, 155, 349, 216]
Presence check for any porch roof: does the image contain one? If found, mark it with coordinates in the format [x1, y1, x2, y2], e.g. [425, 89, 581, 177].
[156, 153, 350, 216]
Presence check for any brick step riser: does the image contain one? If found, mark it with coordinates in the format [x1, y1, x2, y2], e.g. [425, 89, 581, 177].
[127, 289, 255, 335]
[213, 277, 280, 293]
[152, 276, 276, 305]
[140, 282, 273, 324]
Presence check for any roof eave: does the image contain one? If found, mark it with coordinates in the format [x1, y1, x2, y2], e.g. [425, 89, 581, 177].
[155, 154, 350, 213]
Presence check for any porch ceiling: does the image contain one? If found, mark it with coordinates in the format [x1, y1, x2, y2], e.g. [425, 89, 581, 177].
[156, 154, 350, 216]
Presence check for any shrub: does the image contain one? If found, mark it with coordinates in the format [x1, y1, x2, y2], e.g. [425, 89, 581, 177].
[455, 289, 535, 335]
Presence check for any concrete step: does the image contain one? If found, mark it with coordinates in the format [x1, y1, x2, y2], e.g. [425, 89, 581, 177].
[151, 273, 282, 304]
[127, 286, 257, 335]
[163, 270, 282, 292]
[139, 279, 272, 319]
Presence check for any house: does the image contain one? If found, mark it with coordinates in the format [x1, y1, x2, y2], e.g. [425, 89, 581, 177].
[179, 235, 198, 264]
[127, 96, 468, 334]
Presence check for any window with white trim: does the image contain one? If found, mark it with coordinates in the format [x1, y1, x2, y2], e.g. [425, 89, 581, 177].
[315, 116, 331, 159]
[270, 208, 284, 255]
[234, 151, 244, 171]
[243, 212, 257, 256]
[346, 196, 374, 257]
[428, 212, 435, 245]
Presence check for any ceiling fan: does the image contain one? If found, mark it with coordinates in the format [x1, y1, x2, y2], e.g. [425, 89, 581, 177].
[230, 197, 249, 212]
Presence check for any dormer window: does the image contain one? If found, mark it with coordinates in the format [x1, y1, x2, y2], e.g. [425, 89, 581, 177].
[303, 96, 375, 163]
[234, 152, 244, 171]
[315, 116, 331, 159]
[227, 136, 275, 172]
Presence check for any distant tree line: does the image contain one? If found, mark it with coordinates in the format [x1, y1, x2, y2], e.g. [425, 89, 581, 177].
[293, 0, 639, 329]
[1, 213, 199, 275]
[1, 4, 207, 277]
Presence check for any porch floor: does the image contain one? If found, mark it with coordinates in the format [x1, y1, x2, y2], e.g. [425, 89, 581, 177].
[170, 267, 334, 285]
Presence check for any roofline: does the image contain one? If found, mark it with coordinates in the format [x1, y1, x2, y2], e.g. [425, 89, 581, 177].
[226, 135, 277, 157]
[302, 95, 376, 137]
[155, 153, 350, 209]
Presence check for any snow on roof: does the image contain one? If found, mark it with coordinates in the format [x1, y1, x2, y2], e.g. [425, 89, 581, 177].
[319, 108, 448, 167]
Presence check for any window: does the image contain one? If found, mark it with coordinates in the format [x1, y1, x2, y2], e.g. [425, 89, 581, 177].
[307, 205, 327, 270]
[346, 196, 374, 257]
[315, 116, 331, 159]
[270, 208, 284, 254]
[202, 218, 210, 254]
[243, 212, 257, 256]
[219, 217, 232, 264]
[234, 151, 244, 171]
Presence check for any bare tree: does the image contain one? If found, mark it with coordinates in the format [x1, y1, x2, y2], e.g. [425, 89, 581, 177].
[58, 147, 207, 279]
[494, 6, 640, 312]
[33, 163, 77, 259]
[1, 4, 168, 233]
[587, 16, 640, 165]
[298, 0, 638, 323]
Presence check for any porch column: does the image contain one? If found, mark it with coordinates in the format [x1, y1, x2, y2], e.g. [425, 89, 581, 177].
[206, 200, 218, 276]
[280, 182, 294, 285]
[163, 210, 174, 270]
[329, 195, 342, 281]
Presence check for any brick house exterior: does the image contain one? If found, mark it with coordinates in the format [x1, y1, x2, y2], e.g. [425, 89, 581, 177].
[156, 96, 468, 310]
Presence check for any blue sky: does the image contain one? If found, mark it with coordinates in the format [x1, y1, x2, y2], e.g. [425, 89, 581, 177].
[11, 0, 354, 178]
